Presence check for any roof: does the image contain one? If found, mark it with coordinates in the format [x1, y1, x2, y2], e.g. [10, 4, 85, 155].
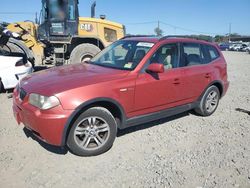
[123, 36, 160, 43]
[122, 35, 214, 45]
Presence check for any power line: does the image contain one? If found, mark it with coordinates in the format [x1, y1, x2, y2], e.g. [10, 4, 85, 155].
[125, 20, 225, 35]
[0, 12, 36, 15]
[125, 21, 158, 25]
[160, 21, 222, 35]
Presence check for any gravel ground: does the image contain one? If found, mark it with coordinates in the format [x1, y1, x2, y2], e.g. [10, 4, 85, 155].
[0, 51, 250, 188]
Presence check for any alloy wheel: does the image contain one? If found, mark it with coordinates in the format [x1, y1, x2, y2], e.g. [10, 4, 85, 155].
[205, 91, 219, 113]
[73, 116, 110, 151]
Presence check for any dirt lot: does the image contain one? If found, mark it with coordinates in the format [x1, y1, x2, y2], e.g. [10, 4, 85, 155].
[0, 51, 250, 188]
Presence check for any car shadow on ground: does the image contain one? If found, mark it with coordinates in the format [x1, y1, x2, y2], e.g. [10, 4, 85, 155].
[117, 111, 192, 137]
[21, 111, 193, 156]
[23, 127, 68, 155]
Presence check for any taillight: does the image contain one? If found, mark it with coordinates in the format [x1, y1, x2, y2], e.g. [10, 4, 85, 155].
[15, 59, 24, 67]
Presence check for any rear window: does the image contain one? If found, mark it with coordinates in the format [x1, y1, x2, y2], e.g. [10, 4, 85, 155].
[207, 45, 220, 61]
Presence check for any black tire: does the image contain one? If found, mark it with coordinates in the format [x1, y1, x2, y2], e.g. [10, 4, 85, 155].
[9, 38, 35, 66]
[70, 43, 101, 64]
[0, 80, 4, 93]
[0, 42, 23, 55]
[0, 40, 35, 67]
[195, 86, 220, 117]
[67, 107, 117, 156]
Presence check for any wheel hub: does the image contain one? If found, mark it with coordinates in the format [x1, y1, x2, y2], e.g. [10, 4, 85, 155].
[74, 116, 110, 151]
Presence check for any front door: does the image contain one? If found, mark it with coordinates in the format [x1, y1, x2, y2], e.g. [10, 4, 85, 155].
[132, 43, 186, 116]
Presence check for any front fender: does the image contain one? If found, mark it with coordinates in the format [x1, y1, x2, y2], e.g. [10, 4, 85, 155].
[60, 97, 126, 146]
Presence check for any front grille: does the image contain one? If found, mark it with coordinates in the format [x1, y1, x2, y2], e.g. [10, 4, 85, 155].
[19, 88, 27, 101]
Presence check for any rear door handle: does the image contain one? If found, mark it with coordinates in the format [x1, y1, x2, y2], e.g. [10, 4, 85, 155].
[173, 78, 181, 85]
[205, 73, 211, 78]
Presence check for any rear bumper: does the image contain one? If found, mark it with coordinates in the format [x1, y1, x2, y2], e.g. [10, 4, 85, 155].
[12, 90, 73, 146]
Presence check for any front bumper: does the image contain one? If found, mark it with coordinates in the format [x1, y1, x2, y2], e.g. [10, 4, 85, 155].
[12, 89, 73, 146]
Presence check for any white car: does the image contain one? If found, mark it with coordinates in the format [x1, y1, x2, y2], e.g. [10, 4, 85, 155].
[0, 55, 33, 90]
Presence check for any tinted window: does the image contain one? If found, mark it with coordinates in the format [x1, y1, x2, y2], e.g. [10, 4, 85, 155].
[149, 43, 179, 70]
[68, 0, 76, 20]
[181, 43, 205, 67]
[207, 45, 220, 61]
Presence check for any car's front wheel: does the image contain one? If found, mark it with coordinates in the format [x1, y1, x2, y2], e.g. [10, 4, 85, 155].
[195, 85, 220, 117]
[67, 107, 117, 156]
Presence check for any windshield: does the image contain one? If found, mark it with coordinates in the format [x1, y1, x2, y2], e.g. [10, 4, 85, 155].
[41, 0, 76, 23]
[90, 40, 154, 70]
[49, 0, 66, 21]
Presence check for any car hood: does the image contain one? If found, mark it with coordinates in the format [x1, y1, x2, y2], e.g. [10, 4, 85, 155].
[20, 63, 129, 95]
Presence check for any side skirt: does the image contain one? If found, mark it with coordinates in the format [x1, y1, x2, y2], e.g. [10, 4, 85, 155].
[120, 102, 198, 129]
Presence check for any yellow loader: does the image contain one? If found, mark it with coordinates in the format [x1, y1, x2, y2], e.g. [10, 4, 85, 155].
[7, 0, 125, 66]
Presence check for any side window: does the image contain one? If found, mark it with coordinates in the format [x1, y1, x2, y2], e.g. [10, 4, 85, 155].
[68, 0, 76, 20]
[207, 45, 220, 61]
[113, 45, 128, 61]
[181, 43, 205, 67]
[104, 28, 117, 42]
[149, 43, 179, 70]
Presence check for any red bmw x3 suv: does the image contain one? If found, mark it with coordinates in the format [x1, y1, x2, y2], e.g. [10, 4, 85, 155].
[13, 36, 229, 156]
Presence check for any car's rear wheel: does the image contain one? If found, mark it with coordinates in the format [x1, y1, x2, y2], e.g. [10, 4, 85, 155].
[195, 86, 220, 117]
[67, 107, 117, 156]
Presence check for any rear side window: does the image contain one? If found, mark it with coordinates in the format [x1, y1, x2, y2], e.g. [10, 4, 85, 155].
[207, 45, 220, 61]
[180, 43, 206, 67]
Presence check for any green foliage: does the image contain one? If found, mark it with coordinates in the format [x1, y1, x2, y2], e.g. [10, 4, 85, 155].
[154, 27, 163, 37]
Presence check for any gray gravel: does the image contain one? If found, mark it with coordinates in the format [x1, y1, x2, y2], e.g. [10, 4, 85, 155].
[0, 51, 250, 188]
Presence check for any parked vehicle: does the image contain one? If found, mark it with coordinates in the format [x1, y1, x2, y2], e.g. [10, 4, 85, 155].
[232, 44, 242, 51]
[219, 43, 230, 51]
[229, 43, 240, 51]
[0, 55, 33, 91]
[13, 36, 229, 156]
[246, 46, 250, 54]
[0, 27, 34, 91]
[241, 44, 250, 52]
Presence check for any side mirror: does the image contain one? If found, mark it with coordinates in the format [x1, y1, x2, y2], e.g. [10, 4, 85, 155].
[146, 63, 164, 73]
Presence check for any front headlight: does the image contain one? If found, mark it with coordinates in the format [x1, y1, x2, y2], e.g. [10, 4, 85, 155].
[29, 93, 60, 110]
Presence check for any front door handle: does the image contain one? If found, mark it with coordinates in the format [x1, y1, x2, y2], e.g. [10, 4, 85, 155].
[173, 78, 181, 85]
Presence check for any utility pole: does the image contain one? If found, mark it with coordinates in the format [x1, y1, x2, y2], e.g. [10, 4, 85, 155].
[229, 23, 231, 42]
[35, 12, 38, 24]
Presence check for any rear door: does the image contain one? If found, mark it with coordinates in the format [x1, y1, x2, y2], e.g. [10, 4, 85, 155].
[180, 42, 213, 100]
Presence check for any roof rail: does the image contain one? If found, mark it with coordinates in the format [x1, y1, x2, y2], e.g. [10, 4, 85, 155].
[160, 35, 213, 42]
[121, 35, 158, 40]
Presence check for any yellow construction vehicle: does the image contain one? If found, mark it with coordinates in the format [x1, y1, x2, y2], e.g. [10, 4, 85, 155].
[7, 21, 45, 64]
[7, 0, 125, 66]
